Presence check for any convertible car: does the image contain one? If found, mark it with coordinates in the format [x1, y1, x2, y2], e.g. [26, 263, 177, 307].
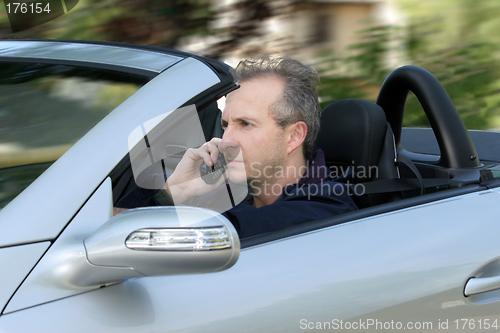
[1, 40, 500, 332]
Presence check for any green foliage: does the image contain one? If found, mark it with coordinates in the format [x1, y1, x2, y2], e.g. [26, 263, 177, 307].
[0, 0, 212, 46]
[345, 25, 399, 83]
[313, 53, 367, 109]
[0, 163, 52, 209]
[1, 0, 499, 130]
[315, 25, 398, 110]
[318, 76, 367, 110]
[318, 19, 500, 130]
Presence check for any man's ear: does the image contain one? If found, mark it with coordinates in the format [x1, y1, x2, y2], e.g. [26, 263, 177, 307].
[286, 121, 308, 154]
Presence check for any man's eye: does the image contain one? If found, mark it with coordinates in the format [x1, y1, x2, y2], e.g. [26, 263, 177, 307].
[242, 121, 251, 127]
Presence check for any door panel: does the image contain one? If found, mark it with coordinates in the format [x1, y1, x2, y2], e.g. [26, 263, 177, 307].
[1, 190, 499, 332]
[0, 242, 50, 313]
[4, 178, 113, 313]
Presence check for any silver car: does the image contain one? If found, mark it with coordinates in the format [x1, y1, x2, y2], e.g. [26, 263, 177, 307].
[1, 40, 500, 332]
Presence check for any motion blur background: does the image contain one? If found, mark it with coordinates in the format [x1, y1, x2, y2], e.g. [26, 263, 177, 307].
[1, 0, 500, 208]
[2, 0, 500, 129]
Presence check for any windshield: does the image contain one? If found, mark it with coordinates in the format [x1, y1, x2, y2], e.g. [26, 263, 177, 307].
[0, 63, 148, 209]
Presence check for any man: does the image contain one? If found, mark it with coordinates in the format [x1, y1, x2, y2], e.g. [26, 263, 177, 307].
[117, 54, 358, 238]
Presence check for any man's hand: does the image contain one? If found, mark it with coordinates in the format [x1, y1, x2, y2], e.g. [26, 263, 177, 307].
[165, 138, 227, 204]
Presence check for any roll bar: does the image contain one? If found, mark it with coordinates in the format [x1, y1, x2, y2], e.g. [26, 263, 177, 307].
[376, 65, 480, 168]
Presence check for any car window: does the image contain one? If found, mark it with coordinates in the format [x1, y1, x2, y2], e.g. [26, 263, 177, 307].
[0, 63, 148, 209]
[123, 101, 248, 212]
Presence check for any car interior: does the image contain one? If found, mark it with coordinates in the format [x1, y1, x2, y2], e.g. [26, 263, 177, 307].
[316, 65, 500, 208]
[109, 65, 500, 246]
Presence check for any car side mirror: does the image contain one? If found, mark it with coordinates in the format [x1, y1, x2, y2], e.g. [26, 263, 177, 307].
[66, 206, 239, 288]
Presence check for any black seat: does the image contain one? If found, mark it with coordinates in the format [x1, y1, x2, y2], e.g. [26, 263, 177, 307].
[316, 99, 401, 207]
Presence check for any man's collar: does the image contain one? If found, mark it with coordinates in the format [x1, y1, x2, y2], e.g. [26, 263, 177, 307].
[222, 146, 330, 207]
[298, 146, 329, 186]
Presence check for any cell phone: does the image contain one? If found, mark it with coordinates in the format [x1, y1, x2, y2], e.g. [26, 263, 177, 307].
[199, 153, 228, 185]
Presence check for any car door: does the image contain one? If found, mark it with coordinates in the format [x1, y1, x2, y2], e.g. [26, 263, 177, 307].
[1, 181, 499, 332]
[0, 56, 226, 328]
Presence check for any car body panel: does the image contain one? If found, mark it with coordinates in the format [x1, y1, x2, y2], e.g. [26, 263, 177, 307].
[3, 178, 114, 314]
[0, 57, 220, 247]
[0, 242, 50, 312]
[402, 127, 500, 163]
[4, 179, 240, 314]
[0, 41, 183, 73]
[1, 190, 499, 331]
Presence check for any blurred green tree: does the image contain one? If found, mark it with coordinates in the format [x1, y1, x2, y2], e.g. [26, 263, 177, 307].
[1, 0, 500, 130]
[317, 0, 500, 130]
[0, 0, 213, 46]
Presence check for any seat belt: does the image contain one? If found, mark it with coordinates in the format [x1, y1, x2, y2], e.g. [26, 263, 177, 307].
[350, 154, 450, 196]
[396, 153, 424, 195]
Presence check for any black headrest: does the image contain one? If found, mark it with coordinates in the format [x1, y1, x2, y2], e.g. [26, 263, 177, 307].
[316, 99, 388, 170]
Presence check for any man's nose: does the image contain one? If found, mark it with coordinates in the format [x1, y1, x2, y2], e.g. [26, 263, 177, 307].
[221, 125, 236, 144]
[220, 127, 241, 161]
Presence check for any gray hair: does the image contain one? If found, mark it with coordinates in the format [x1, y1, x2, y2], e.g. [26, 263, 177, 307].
[231, 54, 321, 160]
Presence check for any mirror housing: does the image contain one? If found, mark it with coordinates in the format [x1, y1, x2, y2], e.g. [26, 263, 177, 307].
[66, 207, 239, 288]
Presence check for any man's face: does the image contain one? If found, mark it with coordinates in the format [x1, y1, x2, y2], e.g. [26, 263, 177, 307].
[221, 74, 288, 186]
